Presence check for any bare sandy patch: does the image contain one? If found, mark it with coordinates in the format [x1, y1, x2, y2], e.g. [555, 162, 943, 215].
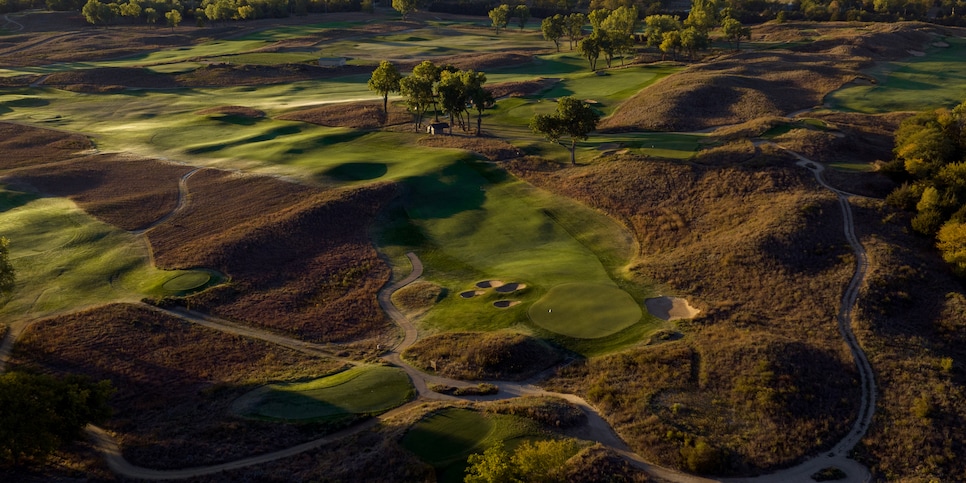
[644, 296, 700, 321]
[476, 280, 504, 289]
[907, 49, 926, 56]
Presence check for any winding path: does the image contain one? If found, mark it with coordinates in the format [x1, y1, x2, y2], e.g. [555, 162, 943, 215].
[2, 147, 876, 482]
[131, 167, 202, 236]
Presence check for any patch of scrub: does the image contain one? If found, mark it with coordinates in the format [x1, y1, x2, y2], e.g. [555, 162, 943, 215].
[528, 283, 642, 339]
[233, 365, 413, 421]
[644, 296, 700, 321]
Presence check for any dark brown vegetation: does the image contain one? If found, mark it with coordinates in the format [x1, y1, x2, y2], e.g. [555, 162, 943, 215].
[487, 78, 559, 99]
[277, 100, 411, 129]
[4, 152, 191, 230]
[9, 303, 346, 469]
[146, 168, 400, 347]
[417, 134, 523, 161]
[564, 444, 651, 482]
[850, 198, 966, 481]
[0, 122, 92, 169]
[404, 332, 562, 381]
[390, 280, 446, 319]
[509, 155, 859, 474]
[483, 396, 586, 429]
[602, 22, 938, 132]
[197, 105, 266, 118]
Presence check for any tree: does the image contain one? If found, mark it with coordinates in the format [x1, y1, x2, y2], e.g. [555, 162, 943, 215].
[82, 0, 115, 25]
[577, 33, 601, 71]
[0, 371, 113, 467]
[489, 4, 511, 34]
[399, 60, 439, 131]
[541, 14, 565, 52]
[660, 29, 681, 60]
[514, 4, 529, 30]
[588, 7, 610, 33]
[530, 96, 601, 165]
[679, 26, 708, 59]
[437, 70, 470, 131]
[721, 16, 750, 51]
[644, 14, 682, 48]
[165, 9, 182, 28]
[368, 60, 402, 114]
[564, 12, 585, 50]
[0, 237, 13, 300]
[466, 71, 494, 136]
[938, 220, 966, 276]
[685, 0, 719, 34]
[465, 439, 582, 482]
[392, 0, 416, 19]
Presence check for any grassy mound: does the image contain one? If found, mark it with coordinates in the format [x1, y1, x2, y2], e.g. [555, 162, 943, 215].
[391, 280, 446, 318]
[528, 283, 642, 339]
[277, 101, 411, 129]
[238, 365, 414, 421]
[146, 169, 399, 345]
[403, 332, 562, 381]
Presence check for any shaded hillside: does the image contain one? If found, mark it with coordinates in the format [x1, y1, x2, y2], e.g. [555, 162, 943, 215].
[147, 169, 399, 346]
[509, 156, 857, 474]
[5, 153, 192, 231]
[10, 303, 344, 469]
[602, 22, 938, 132]
[0, 122, 92, 169]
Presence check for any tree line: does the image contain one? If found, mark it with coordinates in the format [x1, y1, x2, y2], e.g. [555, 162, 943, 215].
[884, 100, 966, 276]
[77, 0, 368, 26]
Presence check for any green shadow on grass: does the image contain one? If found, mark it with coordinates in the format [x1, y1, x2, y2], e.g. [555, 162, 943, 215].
[236, 365, 414, 421]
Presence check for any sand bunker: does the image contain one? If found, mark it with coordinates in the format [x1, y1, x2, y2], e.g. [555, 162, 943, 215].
[933, 41, 950, 47]
[493, 300, 521, 308]
[644, 296, 700, 321]
[495, 283, 526, 293]
[476, 280, 504, 289]
[460, 290, 485, 299]
[907, 50, 926, 57]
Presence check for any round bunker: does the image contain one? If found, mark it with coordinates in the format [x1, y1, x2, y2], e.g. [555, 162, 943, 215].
[460, 290, 485, 298]
[528, 283, 642, 339]
[644, 296, 700, 321]
[493, 300, 520, 308]
[494, 282, 526, 293]
[476, 280, 504, 289]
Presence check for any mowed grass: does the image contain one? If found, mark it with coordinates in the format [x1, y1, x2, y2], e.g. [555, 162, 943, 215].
[237, 365, 413, 421]
[827, 37, 966, 113]
[0, 190, 211, 320]
[529, 283, 642, 339]
[401, 407, 545, 481]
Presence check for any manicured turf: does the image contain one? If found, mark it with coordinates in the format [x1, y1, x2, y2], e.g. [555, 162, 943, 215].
[528, 283, 643, 339]
[0, 190, 211, 319]
[826, 37, 966, 113]
[161, 272, 212, 293]
[401, 408, 495, 465]
[241, 365, 413, 420]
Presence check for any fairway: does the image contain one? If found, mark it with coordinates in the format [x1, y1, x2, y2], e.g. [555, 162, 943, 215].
[0, 191, 213, 319]
[826, 37, 966, 112]
[238, 365, 413, 421]
[401, 408, 494, 465]
[528, 283, 642, 339]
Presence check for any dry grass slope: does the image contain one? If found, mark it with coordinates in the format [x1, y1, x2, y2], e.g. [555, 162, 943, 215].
[9, 303, 345, 469]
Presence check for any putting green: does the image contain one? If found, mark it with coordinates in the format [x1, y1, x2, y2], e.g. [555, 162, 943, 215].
[528, 283, 642, 339]
[401, 408, 494, 465]
[241, 365, 413, 421]
[161, 272, 211, 293]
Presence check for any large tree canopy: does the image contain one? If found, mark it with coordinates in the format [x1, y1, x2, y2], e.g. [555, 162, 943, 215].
[530, 96, 601, 165]
[0, 237, 13, 301]
[368, 60, 402, 114]
[0, 371, 114, 467]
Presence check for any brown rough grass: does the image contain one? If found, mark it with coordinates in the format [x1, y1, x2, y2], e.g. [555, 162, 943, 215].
[510, 155, 858, 473]
[146, 169, 400, 346]
[5, 153, 192, 231]
[0, 122, 92, 169]
[277, 101, 410, 129]
[9, 303, 345, 469]
[602, 22, 941, 132]
[416, 134, 523, 161]
[403, 332, 562, 381]
[197, 106, 266, 118]
[488, 78, 559, 99]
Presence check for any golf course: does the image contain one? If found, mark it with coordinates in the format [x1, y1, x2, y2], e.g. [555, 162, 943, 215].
[1, 5, 965, 483]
